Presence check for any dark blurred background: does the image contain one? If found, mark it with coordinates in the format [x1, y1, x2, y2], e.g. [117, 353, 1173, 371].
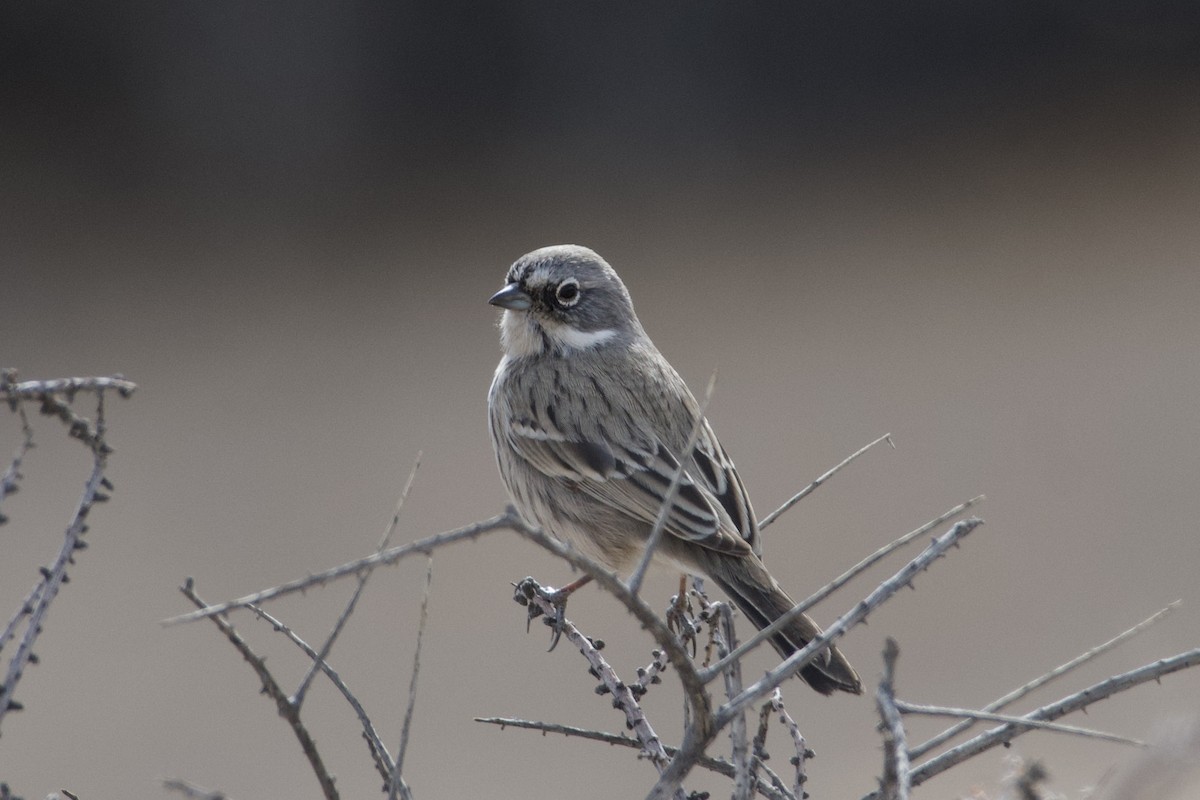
[3, 3, 1200, 798]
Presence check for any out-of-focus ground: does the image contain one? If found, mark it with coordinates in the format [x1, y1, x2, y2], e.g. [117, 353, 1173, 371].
[3, 4, 1199, 798]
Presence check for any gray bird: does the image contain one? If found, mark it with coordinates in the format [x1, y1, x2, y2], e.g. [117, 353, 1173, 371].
[487, 244, 861, 695]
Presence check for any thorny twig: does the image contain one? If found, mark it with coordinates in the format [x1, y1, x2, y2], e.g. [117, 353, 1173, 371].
[896, 701, 1144, 747]
[473, 717, 795, 800]
[515, 578, 689, 800]
[248, 603, 401, 793]
[863, 645, 1200, 798]
[909, 601, 1179, 758]
[648, 517, 984, 800]
[716, 604, 754, 800]
[767, 689, 810, 800]
[876, 638, 910, 800]
[180, 580, 339, 800]
[706, 496, 984, 678]
[0, 372, 136, 734]
[163, 513, 514, 625]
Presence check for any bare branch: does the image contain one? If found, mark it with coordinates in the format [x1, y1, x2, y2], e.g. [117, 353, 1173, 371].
[0, 373, 135, 453]
[473, 717, 795, 800]
[293, 454, 423, 711]
[1, 402, 117, 731]
[0, 400, 34, 522]
[876, 638, 910, 800]
[895, 701, 1145, 746]
[716, 517, 984, 720]
[766, 689, 809, 800]
[627, 369, 717, 598]
[393, 556, 434, 798]
[649, 518, 984, 800]
[377, 453, 423, 551]
[504, 514, 710, 721]
[0, 584, 43, 658]
[248, 604, 400, 792]
[707, 496, 984, 677]
[631, 648, 670, 699]
[163, 512, 512, 625]
[759, 432, 894, 531]
[896, 645, 1200, 793]
[180, 580, 339, 800]
[909, 601, 1179, 758]
[518, 581, 678, 778]
[717, 604, 754, 800]
[0, 374, 137, 400]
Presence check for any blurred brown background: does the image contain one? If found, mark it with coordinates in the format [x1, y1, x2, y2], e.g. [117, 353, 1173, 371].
[3, 3, 1200, 798]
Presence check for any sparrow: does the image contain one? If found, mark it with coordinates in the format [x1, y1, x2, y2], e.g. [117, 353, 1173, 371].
[487, 244, 861, 695]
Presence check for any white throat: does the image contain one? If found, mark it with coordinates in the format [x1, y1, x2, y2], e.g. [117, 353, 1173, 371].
[553, 326, 618, 350]
[499, 311, 617, 357]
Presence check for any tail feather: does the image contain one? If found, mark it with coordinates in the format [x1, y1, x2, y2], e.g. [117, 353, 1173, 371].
[709, 563, 862, 696]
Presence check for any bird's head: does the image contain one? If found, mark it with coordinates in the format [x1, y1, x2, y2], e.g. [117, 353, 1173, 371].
[490, 245, 643, 358]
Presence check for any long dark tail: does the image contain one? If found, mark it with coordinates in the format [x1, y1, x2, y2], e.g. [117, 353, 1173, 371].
[706, 556, 862, 696]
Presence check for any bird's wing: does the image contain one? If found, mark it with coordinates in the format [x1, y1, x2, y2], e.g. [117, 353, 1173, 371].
[504, 413, 752, 557]
[688, 421, 759, 553]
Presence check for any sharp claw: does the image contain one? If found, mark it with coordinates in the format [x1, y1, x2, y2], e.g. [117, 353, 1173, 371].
[544, 588, 569, 651]
[512, 576, 577, 652]
[547, 603, 565, 652]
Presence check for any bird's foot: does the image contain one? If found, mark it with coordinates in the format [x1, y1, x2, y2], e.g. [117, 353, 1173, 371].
[666, 574, 700, 658]
[511, 576, 587, 652]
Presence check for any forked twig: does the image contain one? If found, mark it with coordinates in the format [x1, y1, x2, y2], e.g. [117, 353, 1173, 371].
[648, 517, 984, 800]
[909, 601, 1179, 758]
[248, 603, 400, 791]
[896, 701, 1144, 747]
[871, 645, 1200, 796]
[293, 454, 422, 710]
[180, 580, 339, 800]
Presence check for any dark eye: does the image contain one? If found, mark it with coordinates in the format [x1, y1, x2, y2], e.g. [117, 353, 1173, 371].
[555, 279, 580, 307]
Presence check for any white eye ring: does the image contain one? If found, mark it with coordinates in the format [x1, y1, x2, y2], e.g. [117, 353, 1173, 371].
[555, 278, 581, 307]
